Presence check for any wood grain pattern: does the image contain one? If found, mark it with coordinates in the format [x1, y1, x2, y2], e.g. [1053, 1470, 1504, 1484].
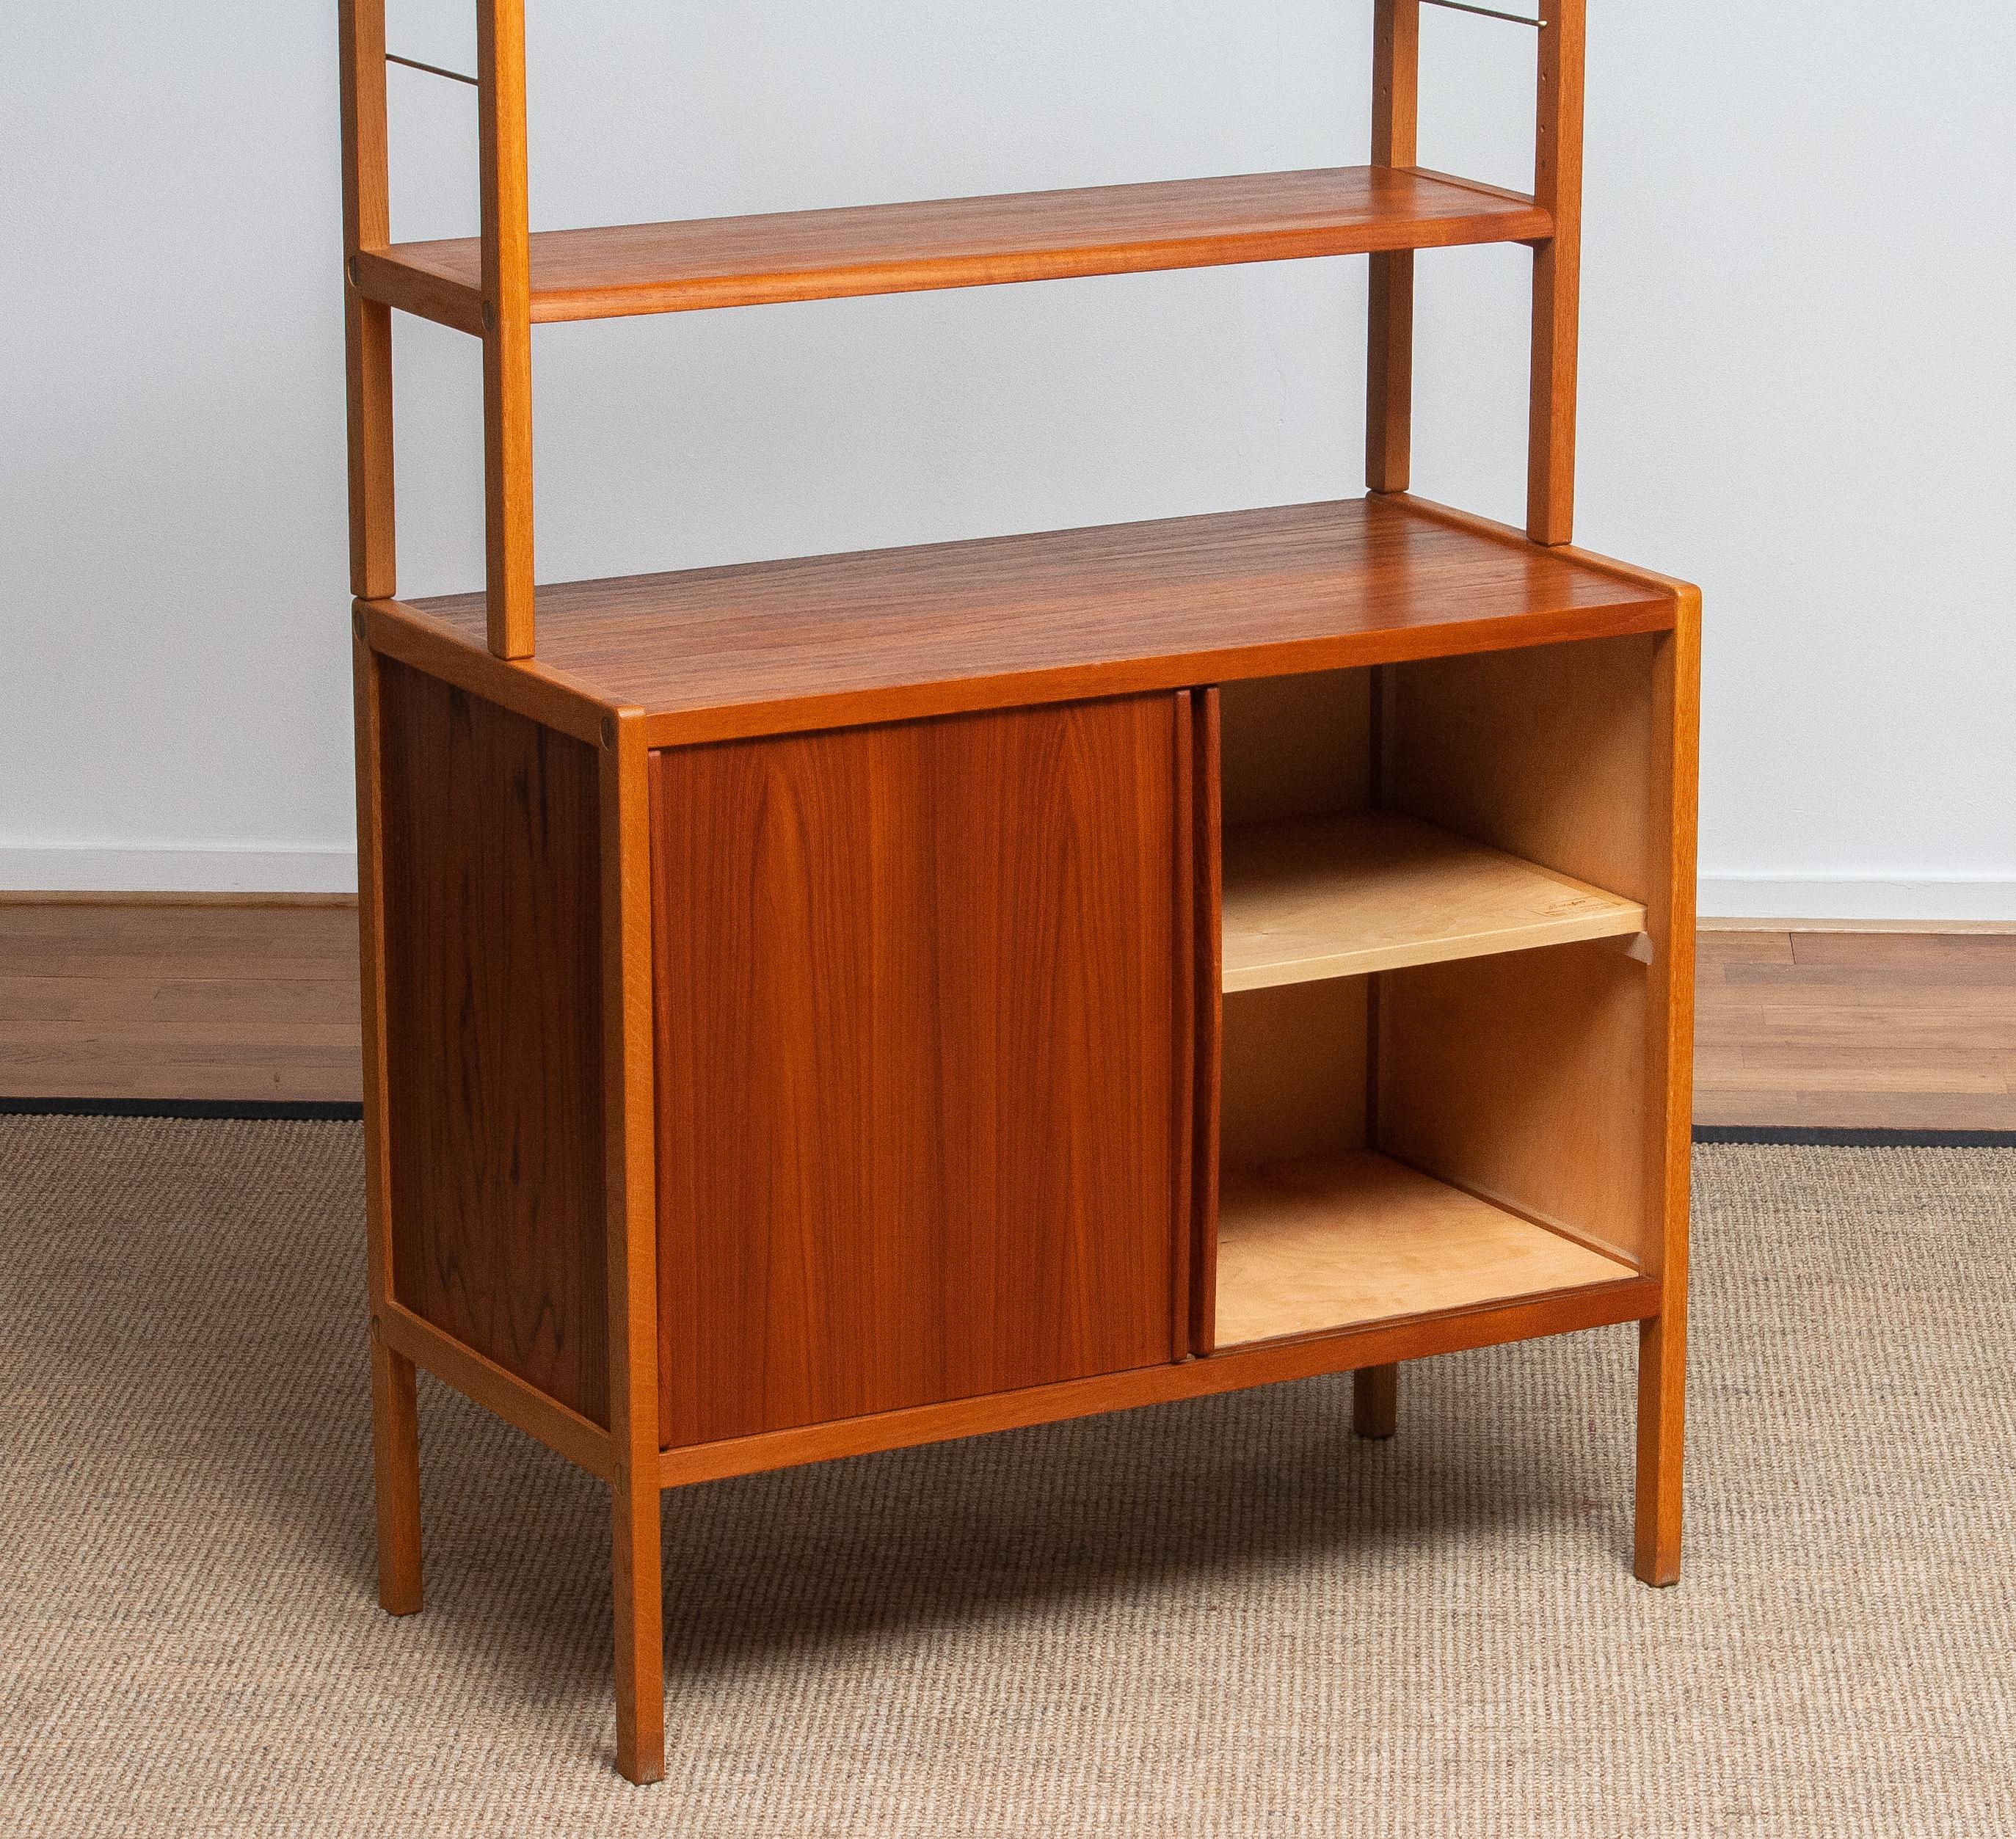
[1378, 945, 1649, 1267]
[1527, 0, 1585, 543]
[1367, 1, 1422, 494]
[1376, 633, 1663, 1267]
[401, 495, 1678, 746]
[0, 902, 363, 1101]
[360, 597, 612, 746]
[1215, 1151, 1637, 1349]
[476, 0, 535, 658]
[1387, 632, 1659, 903]
[377, 659, 611, 1426]
[598, 707, 663, 1785]
[1220, 811, 1645, 991]
[353, 166, 1549, 328]
[659, 1267, 1660, 1493]
[650, 697, 1185, 1450]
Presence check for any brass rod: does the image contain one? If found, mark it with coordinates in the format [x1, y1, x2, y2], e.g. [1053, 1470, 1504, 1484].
[385, 51, 478, 87]
[1421, 1, 1544, 25]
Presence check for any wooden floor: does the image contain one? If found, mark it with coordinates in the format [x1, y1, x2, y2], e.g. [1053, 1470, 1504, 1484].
[1693, 928, 2015, 1132]
[2, 900, 2012, 1129]
[0, 900, 363, 1104]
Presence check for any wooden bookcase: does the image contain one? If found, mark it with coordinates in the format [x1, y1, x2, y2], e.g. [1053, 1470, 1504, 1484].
[339, 0, 1697, 1784]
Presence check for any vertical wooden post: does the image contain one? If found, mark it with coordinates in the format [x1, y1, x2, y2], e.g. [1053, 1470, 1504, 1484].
[477, 0, 536, 658]
[1635, 592, 1700, 1586]
[1188, 690, 1223, 1358]
[1357, 664, 1401, 1435]
[1353, 1365, 1399, 1440]
[352, 619, 422, 1614]
[338, 1, 396, 599]
[1526, 0, 1585, 545]
[1367, 0, 1421, 493]
[601, 706, 664, 1782]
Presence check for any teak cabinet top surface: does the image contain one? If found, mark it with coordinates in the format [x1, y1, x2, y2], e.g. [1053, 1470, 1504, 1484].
[354, 165, 1549, 330]
[387, 494, 1684, 748]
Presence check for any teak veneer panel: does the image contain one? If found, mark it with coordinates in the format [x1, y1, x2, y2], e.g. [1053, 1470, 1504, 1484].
[1215, 1151, 1638, 1350]
[376, 661, 610, 1427]
[355, 166, 1550, 327]
[400, 495, 1676, 746]
[1221, 810, 1645, 991]
[649, 696, 1184, 1449]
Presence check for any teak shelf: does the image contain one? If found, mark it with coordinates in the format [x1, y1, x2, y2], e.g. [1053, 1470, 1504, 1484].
[339, 0, 1698, 1786]
[354, 164, 1551, 329]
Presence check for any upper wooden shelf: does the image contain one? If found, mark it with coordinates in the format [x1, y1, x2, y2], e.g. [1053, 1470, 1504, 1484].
[352, 166, 1549, 331]
[1221, 812, 1646, 991]
[382, 493, 1682, 748]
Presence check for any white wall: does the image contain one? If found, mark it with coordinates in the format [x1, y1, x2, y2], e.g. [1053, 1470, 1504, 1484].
[4, 1, 2012, 915]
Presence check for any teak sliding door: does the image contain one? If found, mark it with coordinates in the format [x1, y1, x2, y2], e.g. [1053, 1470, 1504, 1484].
[649, 694, 1190, 1449]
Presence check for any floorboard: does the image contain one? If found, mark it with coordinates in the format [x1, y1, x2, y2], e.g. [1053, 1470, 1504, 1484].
[1693, 927, 2015, 1132]
[0, 900, 362, 1104]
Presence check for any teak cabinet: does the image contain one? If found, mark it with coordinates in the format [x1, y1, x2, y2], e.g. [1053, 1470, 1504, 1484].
[340, 0, 1697, 1785]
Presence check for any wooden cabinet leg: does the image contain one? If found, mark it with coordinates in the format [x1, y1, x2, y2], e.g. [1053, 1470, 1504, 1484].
[611, 1470, 665, 1784]
[1353, 1363, 1399, 1439]
[1634, 1310, 1685, 1586]
[369, 1336, 423, 1615]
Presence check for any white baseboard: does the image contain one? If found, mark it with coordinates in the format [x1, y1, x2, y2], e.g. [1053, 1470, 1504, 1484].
[5, 845, 2012, 922]
[0, 846, 360, 895]
[1697, 875, 2016, 924]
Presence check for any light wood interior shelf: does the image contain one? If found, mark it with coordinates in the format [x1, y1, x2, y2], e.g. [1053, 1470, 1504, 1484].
[354, 166, 1549, 331]
[1220, 810, 1646, 991]
[1215, 1151, 1640, 1350]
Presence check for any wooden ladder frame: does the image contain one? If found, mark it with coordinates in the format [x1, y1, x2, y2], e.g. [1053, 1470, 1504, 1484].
[342, 0, 1587, 666]
[1367, 0, 1584, 543]
[341, 0, 535, 658]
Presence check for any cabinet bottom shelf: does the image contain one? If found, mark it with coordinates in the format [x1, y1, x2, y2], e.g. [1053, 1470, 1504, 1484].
[1214, 1151, 1639, 1350]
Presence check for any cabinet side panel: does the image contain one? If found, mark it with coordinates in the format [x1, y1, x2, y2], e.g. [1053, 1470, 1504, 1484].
[651, 697, 1181, 1449]
[378, 659, 610, 1425]
[1386, 633, 1656, 901]
[1378, 633, 1663, 1265]
[1377, 947, 1647, 1264]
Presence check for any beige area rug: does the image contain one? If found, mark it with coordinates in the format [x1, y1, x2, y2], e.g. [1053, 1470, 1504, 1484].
[1, 1119, 2012, 1838]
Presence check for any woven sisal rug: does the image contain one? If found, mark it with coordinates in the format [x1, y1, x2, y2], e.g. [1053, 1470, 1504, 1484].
[2, 1119, 2012, 1837]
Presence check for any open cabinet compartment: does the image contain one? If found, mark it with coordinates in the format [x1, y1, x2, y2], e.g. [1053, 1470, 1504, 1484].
[1201, 633, 1669, 1352]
